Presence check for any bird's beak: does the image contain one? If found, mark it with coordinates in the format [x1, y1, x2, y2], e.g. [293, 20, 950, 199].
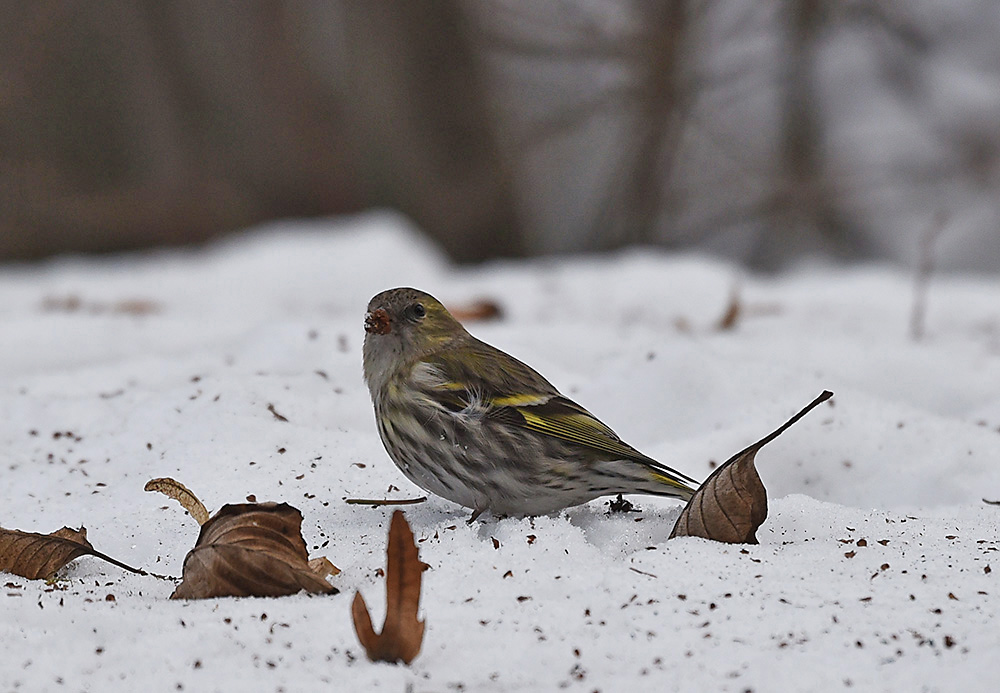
[364, 308, 391, 335]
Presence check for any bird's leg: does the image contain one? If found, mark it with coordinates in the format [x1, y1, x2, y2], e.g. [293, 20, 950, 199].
[467, 507, 486, 524]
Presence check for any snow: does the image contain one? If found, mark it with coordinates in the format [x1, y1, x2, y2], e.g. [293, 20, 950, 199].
[1, 211, 998, 692]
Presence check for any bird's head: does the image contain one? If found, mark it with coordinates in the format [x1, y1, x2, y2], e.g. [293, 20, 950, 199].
[362, 287, 465, 390]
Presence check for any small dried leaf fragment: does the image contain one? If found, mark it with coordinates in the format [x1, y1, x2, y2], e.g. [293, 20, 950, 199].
[145, 477, 210, 525]
[352, 510, 427, 664]
[309, 556, 341, 579]
[0, 526, 143, 580]
[670, 391, 833, 544]
[171, 502, 338, 599]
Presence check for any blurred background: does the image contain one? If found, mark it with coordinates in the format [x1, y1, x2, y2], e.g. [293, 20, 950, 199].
[3, 1, 1000, 270]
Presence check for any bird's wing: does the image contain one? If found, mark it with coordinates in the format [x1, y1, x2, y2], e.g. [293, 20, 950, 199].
[412, 342, 559, 415]
[505, 396, 699, 488]
[414, 347, 697, 489]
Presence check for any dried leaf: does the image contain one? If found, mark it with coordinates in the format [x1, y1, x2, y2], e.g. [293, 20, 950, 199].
[145, 477, 210, 525]
[0, 526, 144, 580]
[112, 299, 161, 316]
[670, 390, 833, 544]
[447, 299, 503, 322]
[171, 502, 338, 599]
[352, 510, 427, 664]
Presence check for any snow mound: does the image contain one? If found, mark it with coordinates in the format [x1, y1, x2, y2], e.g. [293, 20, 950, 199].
[1, 212, 997, 691]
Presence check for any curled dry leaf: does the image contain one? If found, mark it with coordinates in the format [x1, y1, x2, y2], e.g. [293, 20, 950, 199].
[670, 390, 834, 544]
[352, 510, 427, 664]
[145, 477, 210, 525]
[171, 502, 339, 599]
[0, 526, 144, 580]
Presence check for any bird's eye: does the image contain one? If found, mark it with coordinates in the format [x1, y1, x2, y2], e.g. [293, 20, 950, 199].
[409, 303, 426, 320]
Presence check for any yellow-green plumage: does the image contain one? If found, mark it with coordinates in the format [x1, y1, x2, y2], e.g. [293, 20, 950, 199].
[362, 287, 697, 518]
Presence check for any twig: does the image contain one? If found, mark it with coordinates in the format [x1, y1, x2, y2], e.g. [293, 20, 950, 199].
[629, 567, 658, 578]
[910, 212, 948, 341]
[345, 497, 428, 507]
[267, 403, 289, 422]
[85, 549, 148, 576]
[716, 281, 742, 331]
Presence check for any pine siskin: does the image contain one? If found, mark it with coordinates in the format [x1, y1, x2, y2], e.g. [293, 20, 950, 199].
[362, 287, 697, 519]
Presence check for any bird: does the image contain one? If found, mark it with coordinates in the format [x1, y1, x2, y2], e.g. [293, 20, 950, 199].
[362, 287, 698, 519]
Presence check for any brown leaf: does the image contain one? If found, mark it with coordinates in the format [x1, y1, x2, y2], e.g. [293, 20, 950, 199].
[112, 299, 161, 316]
[670, 390, 833, 544]
[0, 526, 144, 580]
[145, 477, 210, 525]
[170, 502, 338, 599]
[352, 510, 427, 664]
[447, 299, 503, 322]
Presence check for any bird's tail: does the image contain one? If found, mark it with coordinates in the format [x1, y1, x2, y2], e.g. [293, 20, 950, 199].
[647, 468, 698, 500]
[604, 456, 699, 501]
[635, 453, 699, 500]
